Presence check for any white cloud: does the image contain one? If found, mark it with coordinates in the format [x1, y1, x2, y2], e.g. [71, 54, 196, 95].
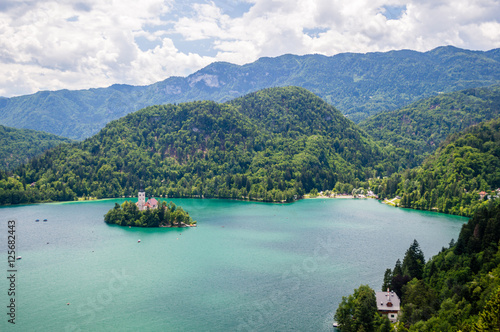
[0, 0, 212, 96]
[0, 0, 499, 97]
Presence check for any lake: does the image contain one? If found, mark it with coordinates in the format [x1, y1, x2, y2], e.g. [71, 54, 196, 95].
[1, 198, 466, 331]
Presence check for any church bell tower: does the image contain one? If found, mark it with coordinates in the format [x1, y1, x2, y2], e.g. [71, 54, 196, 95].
[138, 183, 146, 211]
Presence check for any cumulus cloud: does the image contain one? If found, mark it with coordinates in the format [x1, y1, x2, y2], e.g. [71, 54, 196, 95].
[0, 0, 499, 97]
[0, 0, 213, 96]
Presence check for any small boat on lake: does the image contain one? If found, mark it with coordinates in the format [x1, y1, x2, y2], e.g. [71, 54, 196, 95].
[43, 219, 48, 222]
[16, 256, 22, 260]
[138, 239, 141, 243]
[35, 219, 40, 222]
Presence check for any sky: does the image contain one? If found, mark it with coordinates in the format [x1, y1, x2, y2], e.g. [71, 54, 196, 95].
[1, 0, 499, 98]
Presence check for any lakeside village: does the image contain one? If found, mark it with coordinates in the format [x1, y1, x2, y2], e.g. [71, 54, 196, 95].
[104, 187, 196, 228]
[382, 188, 500, 208]
[306, 188, 379, 199]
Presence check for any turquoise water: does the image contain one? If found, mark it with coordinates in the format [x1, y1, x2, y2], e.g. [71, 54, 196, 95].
[1, 198, 466, 331]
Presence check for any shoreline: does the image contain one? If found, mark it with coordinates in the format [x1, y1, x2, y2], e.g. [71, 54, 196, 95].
[304, 194, 377, 200]
[0, 194, 378, 208]
[1, 195, 472, 219]
[159, 224, 197, 228]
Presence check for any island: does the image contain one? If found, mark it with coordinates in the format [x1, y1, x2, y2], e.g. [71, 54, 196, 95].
[104, 189, 196, 227]
[104, 200, 196, 227]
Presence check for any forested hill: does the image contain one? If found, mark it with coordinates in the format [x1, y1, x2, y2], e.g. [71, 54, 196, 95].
[2, 46, 500, 140]
[228, 87, 354, 135]
[0, 125, 73, 171]
[407, 201, 500, 330]
[375, 116, 500, 217]
[336, 200, 500, 331]
[0, 87, 397, 205]
[360, 85, 500, 166]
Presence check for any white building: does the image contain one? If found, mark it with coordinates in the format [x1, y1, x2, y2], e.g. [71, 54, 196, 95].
[137, 188, 146, 211]
[376, 289, 400, 323]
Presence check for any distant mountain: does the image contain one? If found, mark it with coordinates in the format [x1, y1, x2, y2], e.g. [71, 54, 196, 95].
[360, 85, 500, 166]
[1, 46, 500, 140]
[0, 125, 73, 170]
[0, 87, 396, 205]
[375, 116, 500, 217]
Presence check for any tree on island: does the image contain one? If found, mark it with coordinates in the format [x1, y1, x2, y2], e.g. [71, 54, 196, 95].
[104, 200, 196, 227]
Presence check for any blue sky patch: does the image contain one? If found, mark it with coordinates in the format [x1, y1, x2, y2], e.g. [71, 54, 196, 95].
[304, 27, 329, 38]
[215, 0, 252, 17]
[381, 5, 407, 20]
[171, 35, 219, 57]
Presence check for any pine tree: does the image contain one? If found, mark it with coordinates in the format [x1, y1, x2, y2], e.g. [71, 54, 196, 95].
[393, 259, 403, 276]
[382, 268, 393, 291]
[402, 239, 425, 279]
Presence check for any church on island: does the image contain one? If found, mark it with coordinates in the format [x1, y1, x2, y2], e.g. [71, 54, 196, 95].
[136, 187, 158, 211]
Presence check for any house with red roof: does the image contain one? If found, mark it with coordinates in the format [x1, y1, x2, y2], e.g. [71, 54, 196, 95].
[147, 197, 158, 209]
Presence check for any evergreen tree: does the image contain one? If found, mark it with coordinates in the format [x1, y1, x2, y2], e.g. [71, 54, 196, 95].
[377, 316, 393, 332]
[402, 239, 425, 280]
[393, 259, 403, 276]
[400, 279, 438, 325]
[355, 286, 378, 332]
[382, 268, 393, 291]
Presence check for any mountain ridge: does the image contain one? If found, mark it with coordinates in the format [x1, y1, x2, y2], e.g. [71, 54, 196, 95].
[1, 46, 500, 140]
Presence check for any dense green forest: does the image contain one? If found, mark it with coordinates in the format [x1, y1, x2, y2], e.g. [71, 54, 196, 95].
[0, 125, 73, 170]
[336, 200, 500, 331]
[104, 201, 196, 227]
[1, 46, 499, 140]
[360, 85, 500, 167]
[0, 87, 404, 205]
[2, 86, 498, 217]
[374, 117, 500, 217]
